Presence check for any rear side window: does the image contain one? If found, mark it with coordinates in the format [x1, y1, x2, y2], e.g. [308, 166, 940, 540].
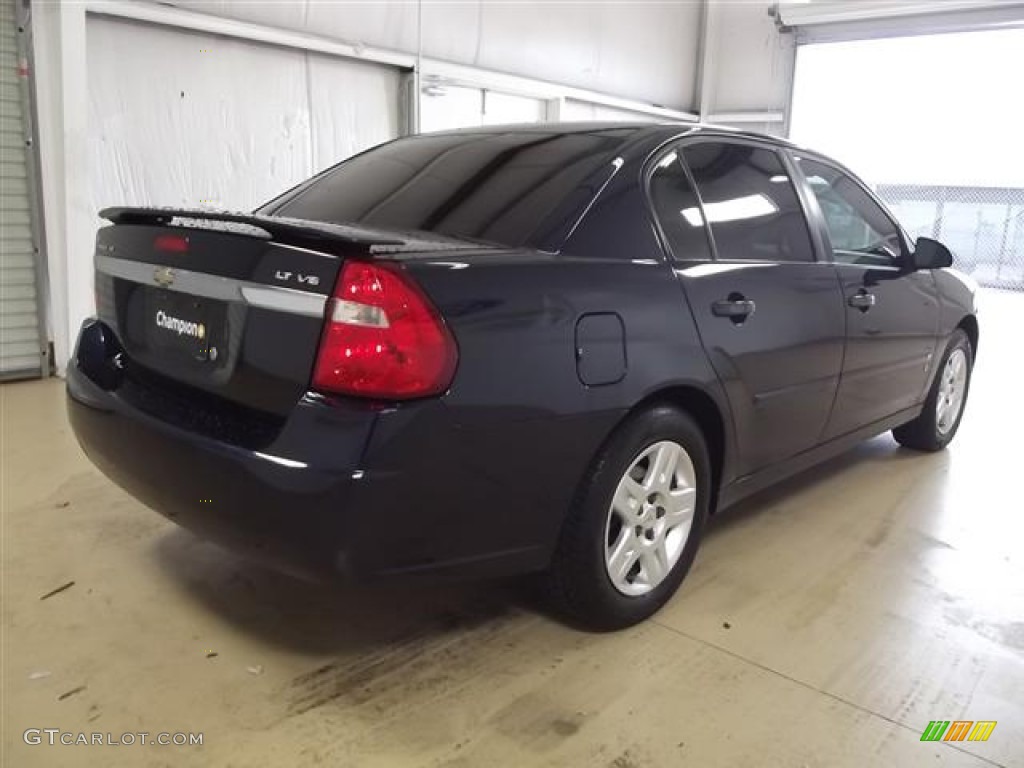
[795, 157, 903, 266]
[682, 142, 816, 263]
[648, 149, 713, 261]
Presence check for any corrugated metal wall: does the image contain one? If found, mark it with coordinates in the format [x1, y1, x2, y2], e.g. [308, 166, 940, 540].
[0, 0, 44, 379]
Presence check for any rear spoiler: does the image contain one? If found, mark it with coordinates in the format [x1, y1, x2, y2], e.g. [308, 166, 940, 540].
[98, 207, 474, 256]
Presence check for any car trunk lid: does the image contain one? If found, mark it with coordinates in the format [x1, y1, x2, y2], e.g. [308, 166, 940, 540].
[92, 207, 478, 417]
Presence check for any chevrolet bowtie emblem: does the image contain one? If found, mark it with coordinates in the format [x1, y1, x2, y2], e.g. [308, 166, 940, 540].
[153, 267, 176, 288]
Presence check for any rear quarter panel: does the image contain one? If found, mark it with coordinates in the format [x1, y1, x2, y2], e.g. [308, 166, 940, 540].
[353, 253, 727, 575]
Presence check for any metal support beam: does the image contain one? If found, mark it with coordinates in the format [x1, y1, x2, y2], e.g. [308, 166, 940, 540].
[420, 60, 697, 122]
[778, 0, 1024, 27]
[694, 0, 719, 121]
[84, 0, 417, 69]
[29, 1, 93, 376]
[776, 0, 1024, 43]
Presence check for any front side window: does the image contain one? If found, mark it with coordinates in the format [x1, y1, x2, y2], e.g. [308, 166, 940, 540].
[681, 142, 816, 263]
[795, 157, 903, 266]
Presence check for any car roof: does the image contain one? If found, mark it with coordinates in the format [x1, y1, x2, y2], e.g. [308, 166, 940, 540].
[420, 120, 802, 150]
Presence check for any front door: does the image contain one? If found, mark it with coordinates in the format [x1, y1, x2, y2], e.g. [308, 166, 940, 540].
[648, 140, 845, 476]
[791, 155, 940, 439]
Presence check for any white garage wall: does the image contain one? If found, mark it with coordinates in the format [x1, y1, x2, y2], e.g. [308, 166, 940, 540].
[308, 54, 401, 173]
[88, 16, 400, 213]
[88, 19, 309, 212]
[155, 0, 702, 110]
[707, 1, 794, 116]
[560, 99, 665, 123]
[420, 85, 547, 133]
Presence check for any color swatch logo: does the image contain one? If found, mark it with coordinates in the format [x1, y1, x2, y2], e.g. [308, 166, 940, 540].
[921, 721, 997, 742]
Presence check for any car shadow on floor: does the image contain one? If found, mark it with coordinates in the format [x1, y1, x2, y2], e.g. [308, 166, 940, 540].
[704, 435, 937, 536]
[152, 527, 532, 655]
[150, 434, 939, 656]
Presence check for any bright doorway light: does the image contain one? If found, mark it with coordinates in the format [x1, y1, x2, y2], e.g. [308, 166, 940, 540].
[790, 29, 1024, 187]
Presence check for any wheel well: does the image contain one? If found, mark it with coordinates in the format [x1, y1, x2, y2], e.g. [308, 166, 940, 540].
[633, 386, 726, 515]
[957, 315, 979, 360]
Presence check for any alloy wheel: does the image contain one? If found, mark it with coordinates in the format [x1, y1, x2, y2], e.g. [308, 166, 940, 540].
[603, 440, 697, 596]
[936, 348, 968, 435]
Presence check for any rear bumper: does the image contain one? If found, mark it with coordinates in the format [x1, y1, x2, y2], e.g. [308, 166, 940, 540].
[68, 358, 371, 582]
[67, 316, 390, 581]
[67, 319, 555, 582]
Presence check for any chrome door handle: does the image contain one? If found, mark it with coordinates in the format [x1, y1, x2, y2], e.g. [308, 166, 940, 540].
[712, 297, 756, 322]
[848, 290, 876, 311]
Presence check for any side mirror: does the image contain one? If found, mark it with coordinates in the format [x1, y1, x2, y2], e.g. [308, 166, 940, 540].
[910, 237, 953, 271]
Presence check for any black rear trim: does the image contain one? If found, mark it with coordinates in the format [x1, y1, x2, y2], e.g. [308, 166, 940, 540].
[118, 360, 285, 451]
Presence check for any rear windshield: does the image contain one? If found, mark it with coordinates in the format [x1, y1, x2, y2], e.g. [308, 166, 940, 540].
[261, 129, 635, 249]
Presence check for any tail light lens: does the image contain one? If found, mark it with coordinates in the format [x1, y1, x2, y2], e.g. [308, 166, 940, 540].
[312, 261, 457, 399]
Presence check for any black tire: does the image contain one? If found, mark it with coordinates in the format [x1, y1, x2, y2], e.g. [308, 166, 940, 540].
[541, 405, 711, 631]
[893, 329, 973, 452]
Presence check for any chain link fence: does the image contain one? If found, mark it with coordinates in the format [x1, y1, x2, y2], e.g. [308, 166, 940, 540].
[876, 184, 1024, 291]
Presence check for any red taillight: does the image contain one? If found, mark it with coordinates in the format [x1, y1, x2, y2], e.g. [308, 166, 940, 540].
[312, 261, 457, 399]
[154, 234, 189, 253]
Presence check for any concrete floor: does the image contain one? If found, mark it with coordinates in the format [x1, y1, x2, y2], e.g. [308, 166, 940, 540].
[3, 289, 1022, 768]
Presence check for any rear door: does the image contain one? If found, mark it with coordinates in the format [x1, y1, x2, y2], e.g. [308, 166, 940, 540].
[789, 155, 940, 438]
[649, 139, 845, 476]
